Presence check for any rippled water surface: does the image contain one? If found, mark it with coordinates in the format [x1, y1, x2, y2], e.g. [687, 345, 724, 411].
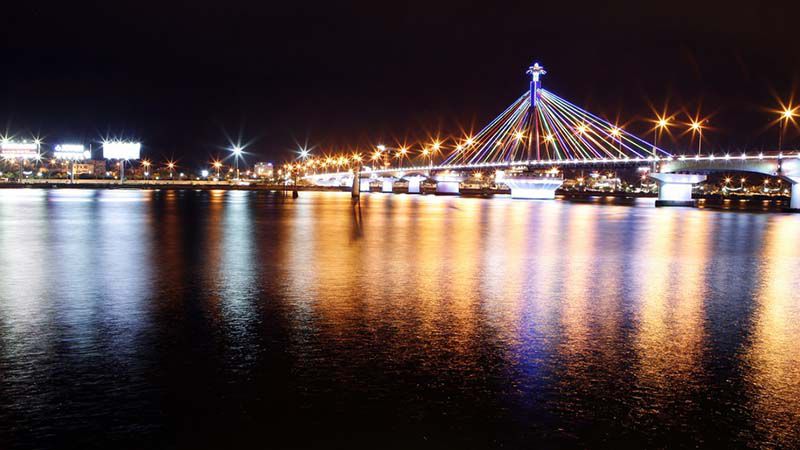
[1, 189, 799, 449]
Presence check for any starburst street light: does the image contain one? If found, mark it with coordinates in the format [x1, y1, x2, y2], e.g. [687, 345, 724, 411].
[689, 120, 704, 155]
[421, 148, 433, 167]
[212, 160, 223, 178]
[166, 161, 176, 178]
[141, 159, 151, 179]
[231, 145, 243, 180]
[652, 115, 671, 152]
[778, 105, 797, 150]
[395, 146, 408, 168]
[609, 126, 623, 154]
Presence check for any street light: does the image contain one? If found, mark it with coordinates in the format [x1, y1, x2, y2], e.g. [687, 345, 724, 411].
[166, 161, 176, 179]
[232, 146, 243, 180]
[689, 120, 704, 155]
[778, 106, 796, 150]
[141, 159, 151, 180]
[610, 126, 623, 154]
[213, 160, 222, 179]
[653, 115, 670, 152]
[422, 148, 432, 167]
[396, 147, 408, 168]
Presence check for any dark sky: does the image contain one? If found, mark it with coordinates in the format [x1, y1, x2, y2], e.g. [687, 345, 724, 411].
[3, 1, 800, 165]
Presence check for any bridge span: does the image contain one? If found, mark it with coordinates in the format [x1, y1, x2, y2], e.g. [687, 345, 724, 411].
[302, 61, 800, 211]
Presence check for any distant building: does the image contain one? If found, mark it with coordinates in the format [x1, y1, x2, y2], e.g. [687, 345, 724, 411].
[254, 162, 273, 178]
[72, 162, 95, 176]
[71, 160, 107, 177]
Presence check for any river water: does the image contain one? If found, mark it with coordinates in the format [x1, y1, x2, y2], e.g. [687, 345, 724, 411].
[0, 189, 798, 449]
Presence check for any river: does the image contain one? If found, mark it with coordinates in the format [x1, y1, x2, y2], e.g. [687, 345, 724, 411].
[0, 189, 798, 448]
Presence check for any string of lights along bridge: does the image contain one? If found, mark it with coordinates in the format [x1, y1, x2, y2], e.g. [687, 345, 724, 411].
[302, 60, 800, 210]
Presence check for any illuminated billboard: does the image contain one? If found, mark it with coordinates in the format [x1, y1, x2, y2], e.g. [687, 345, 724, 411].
[54, 144, 91, 160]
[0, 141, 39, 159]
[102, 141, 141, 160]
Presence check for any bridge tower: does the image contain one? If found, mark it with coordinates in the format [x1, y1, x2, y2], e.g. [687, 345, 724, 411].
[501, 61, 564, 199]
[527, 62, 546, 161]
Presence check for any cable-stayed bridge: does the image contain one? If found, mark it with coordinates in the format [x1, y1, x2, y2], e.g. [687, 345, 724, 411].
[305, 61, 800, 210]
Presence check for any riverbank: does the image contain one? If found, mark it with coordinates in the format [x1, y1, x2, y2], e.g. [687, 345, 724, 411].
[0, 180, 344, 192]
[0, 181, 793, 209]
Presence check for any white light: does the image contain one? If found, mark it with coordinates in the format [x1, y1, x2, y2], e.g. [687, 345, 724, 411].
[103, 141, 141, 160]
[201, 170, 209, 177]
[1, 142, 37, 150]
[54, 144, 89, 160]
[0, 141, 39, 159]
[232, 146, 243, 156]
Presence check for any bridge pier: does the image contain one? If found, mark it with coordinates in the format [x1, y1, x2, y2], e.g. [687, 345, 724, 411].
[649, 173, 707, 207]
[434, 173, 463, 195]
[435, 181, 460, 194]
[381, 178, 395, 193]
[499, 171, 564, 199]
[360, 179, 371, 192]
[787, 177, 800, 211]
[405, 177, 424, 194]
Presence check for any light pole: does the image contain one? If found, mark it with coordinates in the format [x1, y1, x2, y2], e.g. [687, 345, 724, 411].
[690, 120, 704, 155]
[371, 150, 382, 169]
[653, 116, 669, 153]
[213, 161, 222, 179]
[167, 161, 175, 179]
[610, 127, 622, 155]
[298, 148, 310, 174]
[142, 160, 151, 180]
[376, 145, 389, 169]
[778, 107, 796, 150]
[232, 146, 243, 180]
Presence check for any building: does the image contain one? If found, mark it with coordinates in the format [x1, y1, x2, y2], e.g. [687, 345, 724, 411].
[71, 160, 107, 178]
[72, 162, 95, 176]
[254, 162, 273, 179]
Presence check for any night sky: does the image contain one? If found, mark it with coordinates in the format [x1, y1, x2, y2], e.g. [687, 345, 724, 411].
[3, 1, 800, 165]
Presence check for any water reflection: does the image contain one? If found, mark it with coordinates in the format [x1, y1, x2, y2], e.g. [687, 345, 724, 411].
[746, 217, 800, 446]
[0, 190, 799, 448]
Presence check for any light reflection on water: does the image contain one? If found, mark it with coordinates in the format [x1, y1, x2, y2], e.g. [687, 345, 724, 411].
[0, 189, 798, 448]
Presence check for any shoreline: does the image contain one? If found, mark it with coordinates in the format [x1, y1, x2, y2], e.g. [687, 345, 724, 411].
[0, 181, 792, 208]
